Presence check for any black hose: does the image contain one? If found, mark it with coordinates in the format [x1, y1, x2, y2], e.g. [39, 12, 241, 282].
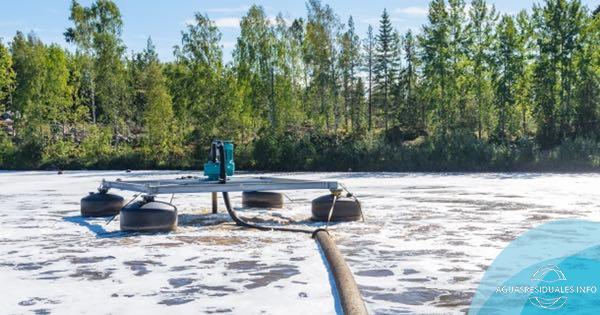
[220, 191, 368, 315]
[210, 141, 217, 162]
[216, 141, 227, 183]
[222, 192, 313, 234]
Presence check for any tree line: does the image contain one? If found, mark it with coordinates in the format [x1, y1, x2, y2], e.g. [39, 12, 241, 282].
[0, 0, 599, 171]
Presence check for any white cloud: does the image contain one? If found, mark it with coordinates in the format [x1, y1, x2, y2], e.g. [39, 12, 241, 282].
[182, 17, 240, 28]
[206, 5, 251, 14]
[395, 6, 428, 17]
[214, 17, 241, 28]
[0, 20, 24, 27]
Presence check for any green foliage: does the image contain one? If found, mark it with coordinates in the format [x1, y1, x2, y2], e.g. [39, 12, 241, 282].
[363, 25, 375, 130]
[338, 16, 361, 132]
[11, 32, 46, 120]
[0, 0, 598, 172]
[79, 125, 114, 168]
[0, 40, 15, 111]
[397, 30, 421, 132]
[42, 139, 80, 168]
[532, 0, 588, 147]
[0, 132, 15, 167]
[13, 127, 46, 169]
[172, 12, 224, 145]
[467, 0, 497, 139]
[493, 15, 521, 142]
[374, 9, 398, 131]
[65, 0, 127, 125]
[420, 0, 452, 134]
[304, 0, 338, 132]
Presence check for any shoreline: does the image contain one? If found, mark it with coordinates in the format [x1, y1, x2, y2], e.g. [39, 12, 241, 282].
[1, 167, 599, 174]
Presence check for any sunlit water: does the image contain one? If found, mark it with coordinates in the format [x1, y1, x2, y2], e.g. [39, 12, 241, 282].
[0, 171, 598, 314]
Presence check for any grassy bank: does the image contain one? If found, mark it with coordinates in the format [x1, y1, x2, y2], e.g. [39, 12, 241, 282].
[1, 130, 598, 172]
[244, 133, 600, 172]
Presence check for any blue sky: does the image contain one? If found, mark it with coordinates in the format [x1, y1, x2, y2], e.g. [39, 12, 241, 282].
[0, 1, 598, 62]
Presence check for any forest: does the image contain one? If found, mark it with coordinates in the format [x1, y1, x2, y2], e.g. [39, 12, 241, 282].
[0, 0, 599, 171]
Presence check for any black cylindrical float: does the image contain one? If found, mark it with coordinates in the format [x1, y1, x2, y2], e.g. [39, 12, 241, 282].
[120, 197, 177, 232]
[80, 192, 124, 217]
[311, 194, 362, 222]
[242, 191, 284, 208]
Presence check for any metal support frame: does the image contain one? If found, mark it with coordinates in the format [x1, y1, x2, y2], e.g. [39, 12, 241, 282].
[101, 176, 339, 195]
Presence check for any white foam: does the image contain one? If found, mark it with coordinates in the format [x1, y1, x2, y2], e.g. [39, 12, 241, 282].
[0, 171, 598, 314]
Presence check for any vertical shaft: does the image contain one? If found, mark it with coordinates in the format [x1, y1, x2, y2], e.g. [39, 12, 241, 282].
[211, 192, 218, 214]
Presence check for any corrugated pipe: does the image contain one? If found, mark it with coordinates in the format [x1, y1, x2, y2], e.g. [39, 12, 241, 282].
[313, 228, 369, 315]
[221, 192, 368, 315]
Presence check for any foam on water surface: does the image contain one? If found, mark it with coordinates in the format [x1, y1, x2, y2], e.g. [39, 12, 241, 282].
[0, 171, 598, 314]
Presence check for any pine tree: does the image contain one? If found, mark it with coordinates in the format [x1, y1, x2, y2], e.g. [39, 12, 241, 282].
[374, 9, 397, 131]
[353, 77, 367, 133]
[339, 16, 360, 131]
[493, 15, 521, 142]
[363, 25, 375, 131]
[290, 18, 311, 123]
[399, 30, 421, 131]
[390, 30, 403, 126]
[467, 0, 497, 139]
[420, 0, 451, 134]
[447, 0, 469, 131]
[139, 40, 176, 162]
[573, 10, 599, 138]
[532, 0, 587, 147]
[515, 10, 534, 137]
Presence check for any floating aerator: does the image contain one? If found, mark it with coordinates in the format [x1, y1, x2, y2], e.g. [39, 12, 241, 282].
[79, 139, 363, 232]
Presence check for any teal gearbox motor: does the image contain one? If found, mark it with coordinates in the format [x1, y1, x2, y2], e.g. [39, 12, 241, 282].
[204, 140, 235, 180]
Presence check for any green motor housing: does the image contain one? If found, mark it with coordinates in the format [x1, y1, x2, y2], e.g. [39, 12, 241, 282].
[204, 140, 235, 180]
